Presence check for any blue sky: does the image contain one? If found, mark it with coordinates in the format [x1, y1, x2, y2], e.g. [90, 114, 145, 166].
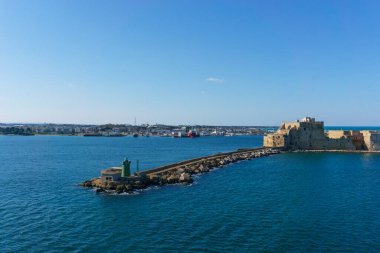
[0, 0, 379, 126]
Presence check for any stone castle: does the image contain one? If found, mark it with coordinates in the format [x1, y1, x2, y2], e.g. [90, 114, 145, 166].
[264, 117, 380, 151]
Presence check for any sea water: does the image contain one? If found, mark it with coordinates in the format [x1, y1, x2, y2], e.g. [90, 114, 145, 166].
[0, 136, 379, 252]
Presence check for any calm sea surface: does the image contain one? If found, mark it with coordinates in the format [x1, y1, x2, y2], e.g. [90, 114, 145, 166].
[1, 135, 380, 252]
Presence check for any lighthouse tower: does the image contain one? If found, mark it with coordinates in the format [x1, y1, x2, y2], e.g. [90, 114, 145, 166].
[122, 158, 131, 177]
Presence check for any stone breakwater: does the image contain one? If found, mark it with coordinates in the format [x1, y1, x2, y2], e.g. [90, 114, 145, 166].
[80, 147, 280, 194]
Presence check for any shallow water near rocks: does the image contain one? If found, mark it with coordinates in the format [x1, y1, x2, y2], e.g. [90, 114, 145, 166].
[1, 135, 380, 252]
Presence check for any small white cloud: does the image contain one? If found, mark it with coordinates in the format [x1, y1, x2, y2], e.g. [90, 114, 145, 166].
[206, 77, 224, 83]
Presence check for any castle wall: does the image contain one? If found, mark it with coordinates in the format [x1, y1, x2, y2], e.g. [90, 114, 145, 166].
[264, 118, 357, 151]
[327, 130, 350, 139]
[263, 133, 286, 148]
[361, 131, 380, 151]
[327, 130, 364, 150]
[280, 120, 331, 150]
[325, 138, 356, 150]
[350, 131, 366, 150]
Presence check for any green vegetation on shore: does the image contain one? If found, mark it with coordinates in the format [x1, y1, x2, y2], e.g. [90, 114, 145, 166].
[0, 127, 34, 136]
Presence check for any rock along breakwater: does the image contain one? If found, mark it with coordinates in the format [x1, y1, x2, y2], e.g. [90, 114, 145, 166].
[80, 147, 280, 194]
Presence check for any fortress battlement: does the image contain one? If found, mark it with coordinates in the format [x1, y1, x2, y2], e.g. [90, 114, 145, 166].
[264, 117, 380, 151]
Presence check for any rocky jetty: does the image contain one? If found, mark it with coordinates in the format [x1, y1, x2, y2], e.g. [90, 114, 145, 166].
[80, 148, 280, 194]
[80, 176, 149, 194]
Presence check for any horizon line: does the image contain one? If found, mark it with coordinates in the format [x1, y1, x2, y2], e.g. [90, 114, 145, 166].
[1, 122, 380, 128]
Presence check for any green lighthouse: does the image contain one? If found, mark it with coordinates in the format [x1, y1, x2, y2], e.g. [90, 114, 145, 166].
[122, 158, 131, 177]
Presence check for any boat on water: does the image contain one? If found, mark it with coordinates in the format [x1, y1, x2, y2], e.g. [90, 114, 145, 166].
[106, 134, 124, 137]
[83, 133, 103, 137]
[133, 133, 139, 137]
[172, 130, 187, 138]
[187, 130, 200, 138]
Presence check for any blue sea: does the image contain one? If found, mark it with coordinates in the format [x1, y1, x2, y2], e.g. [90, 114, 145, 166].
[1, 135, 380, 252]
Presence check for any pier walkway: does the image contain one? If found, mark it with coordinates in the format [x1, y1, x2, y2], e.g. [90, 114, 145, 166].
[81, 146, 280, 193]
[138, 147, 278, 178]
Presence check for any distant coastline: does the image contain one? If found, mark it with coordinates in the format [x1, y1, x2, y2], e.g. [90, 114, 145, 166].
[2, 122, 380, 137]
[0, 123, 274, 137]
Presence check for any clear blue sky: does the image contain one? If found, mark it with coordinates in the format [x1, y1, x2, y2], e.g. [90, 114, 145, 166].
[1, 0, 379, 126]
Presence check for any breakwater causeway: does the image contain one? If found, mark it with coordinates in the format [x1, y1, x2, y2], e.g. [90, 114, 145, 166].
[80, 147, 280, 194]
